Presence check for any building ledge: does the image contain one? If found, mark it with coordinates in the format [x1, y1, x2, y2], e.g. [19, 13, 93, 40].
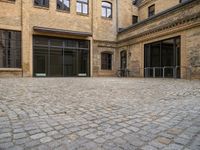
[119, 0, 196, 33]
[0, 68, 22, 72]
[33, 26, 92, 37]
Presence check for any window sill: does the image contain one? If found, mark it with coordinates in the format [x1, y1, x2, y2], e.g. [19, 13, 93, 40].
[56, 9, 70, 14]
[0, 0, 15, 4]
[0, 68, 22, 72]
[77, 12, 89, 17]
[101, 16, 112, 20]
[101, 69, 113, 71]
[33, 5, 49, 10]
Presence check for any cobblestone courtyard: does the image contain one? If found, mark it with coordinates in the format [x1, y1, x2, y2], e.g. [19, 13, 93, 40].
[0, 78, 200, 150]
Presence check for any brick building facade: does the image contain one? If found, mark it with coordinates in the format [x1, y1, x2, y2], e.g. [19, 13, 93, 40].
[0, 0, 199, 79]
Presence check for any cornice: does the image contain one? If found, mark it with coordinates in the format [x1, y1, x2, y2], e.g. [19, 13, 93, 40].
[118, 12, 200, 43]
[117, 14, 200, 47]
[119, 0, 198, 34]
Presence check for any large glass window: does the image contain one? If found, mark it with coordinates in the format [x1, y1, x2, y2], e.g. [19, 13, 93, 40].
[33, 36, 90, 77]
[0, 30, 21, 68]
[77, 0, 88, 15]
[101, 52, 112, 70]
[144, 37, 180, 78]
[102, 1, 112, 18]
[57, 0, 70, 11]
[34, 0, 49, 7]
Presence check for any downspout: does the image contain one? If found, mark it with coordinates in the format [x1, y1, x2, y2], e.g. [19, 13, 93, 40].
[116, 0, 119, 33]
[90, 0, 94, 77]
[21, 0, 23, 77]
[91, 0, 94, 34]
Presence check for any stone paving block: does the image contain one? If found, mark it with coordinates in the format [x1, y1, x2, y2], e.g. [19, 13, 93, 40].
[0, 132, 11, 139]
[40, 136, 52, 143]
[77, 130, 89, 136]
[0, 142, 14, 149]
[0, 78, 199, 149]
[0, 137, 11, 143]
[30, 133, 46, 140]
[141, 145, 158, 150]
[156, 137, 171, 145]
[112, 131, 124, 137]
[85, 133, 97, 139]
[174, 137, 190, 145]
[14, 137, 31, 145]
[128, 126, 140, 132]
[7, 146, 24, 150]
[163, 143, 184, 150]
[94, 137, 106, 144]
[13, 132, 27, 139]
[25, 140, 41, 148]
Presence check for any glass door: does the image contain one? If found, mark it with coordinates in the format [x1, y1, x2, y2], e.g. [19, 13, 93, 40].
[64, 49, 77, 77]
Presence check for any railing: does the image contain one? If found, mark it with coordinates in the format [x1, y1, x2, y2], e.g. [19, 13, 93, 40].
[116, 66, 200, 80]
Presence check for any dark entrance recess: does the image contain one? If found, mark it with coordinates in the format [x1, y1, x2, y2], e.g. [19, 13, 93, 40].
[120, 50, 127, 70]
[119, 50, 128, 77]
[144, 36, 181, 78]
[33, 36, 90, 77]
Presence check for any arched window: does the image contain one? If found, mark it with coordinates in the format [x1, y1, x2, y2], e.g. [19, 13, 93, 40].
[101, 52, 112, 70]
[77, 0, 89, 15]
[102, 1, 112, 18]
[57, 0, 70, 11]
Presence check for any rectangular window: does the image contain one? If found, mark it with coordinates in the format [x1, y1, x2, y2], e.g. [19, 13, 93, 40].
[101, 53, 112, 70]
[57, 0, 70, 11]
[148, 4, 155, 17]
[34, 0, 49, 8]
[0, 30, 21, 68]
[132, 15, 138, 24]
[77, 0, 88, 15]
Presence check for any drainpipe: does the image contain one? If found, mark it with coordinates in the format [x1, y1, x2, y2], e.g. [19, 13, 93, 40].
[116, 0, 119, 33]
[21, 0, 23, 77]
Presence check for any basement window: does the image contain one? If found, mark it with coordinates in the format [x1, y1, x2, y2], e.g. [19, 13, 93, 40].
[34, 0, 49, 8]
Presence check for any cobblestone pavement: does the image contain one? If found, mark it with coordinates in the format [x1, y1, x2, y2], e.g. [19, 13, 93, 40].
[0, 78, 200, 150]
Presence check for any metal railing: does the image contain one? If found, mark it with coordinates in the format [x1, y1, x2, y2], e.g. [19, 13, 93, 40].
[116, 66, 200, 80]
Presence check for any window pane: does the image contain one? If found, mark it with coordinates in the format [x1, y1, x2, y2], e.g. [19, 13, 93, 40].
[83, 4, 88, 14]
[50, 39, 63, 47]
[34, 0, 49, 7]
[65, 40, 78, 48]
[78, 0, 88, 3]
[50, 47, 63, 77]
[79, 41, 89, 48]
[34, 37, 48, 46]
[64, 0, 70, 8]
[102, 2, 111, 7]
[57, 0, 62, 9]
[77, 3, 82, 13]
[34, 0, 40, 5]
[102, 7, 106, 17]
[107, 9, 111, 18]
